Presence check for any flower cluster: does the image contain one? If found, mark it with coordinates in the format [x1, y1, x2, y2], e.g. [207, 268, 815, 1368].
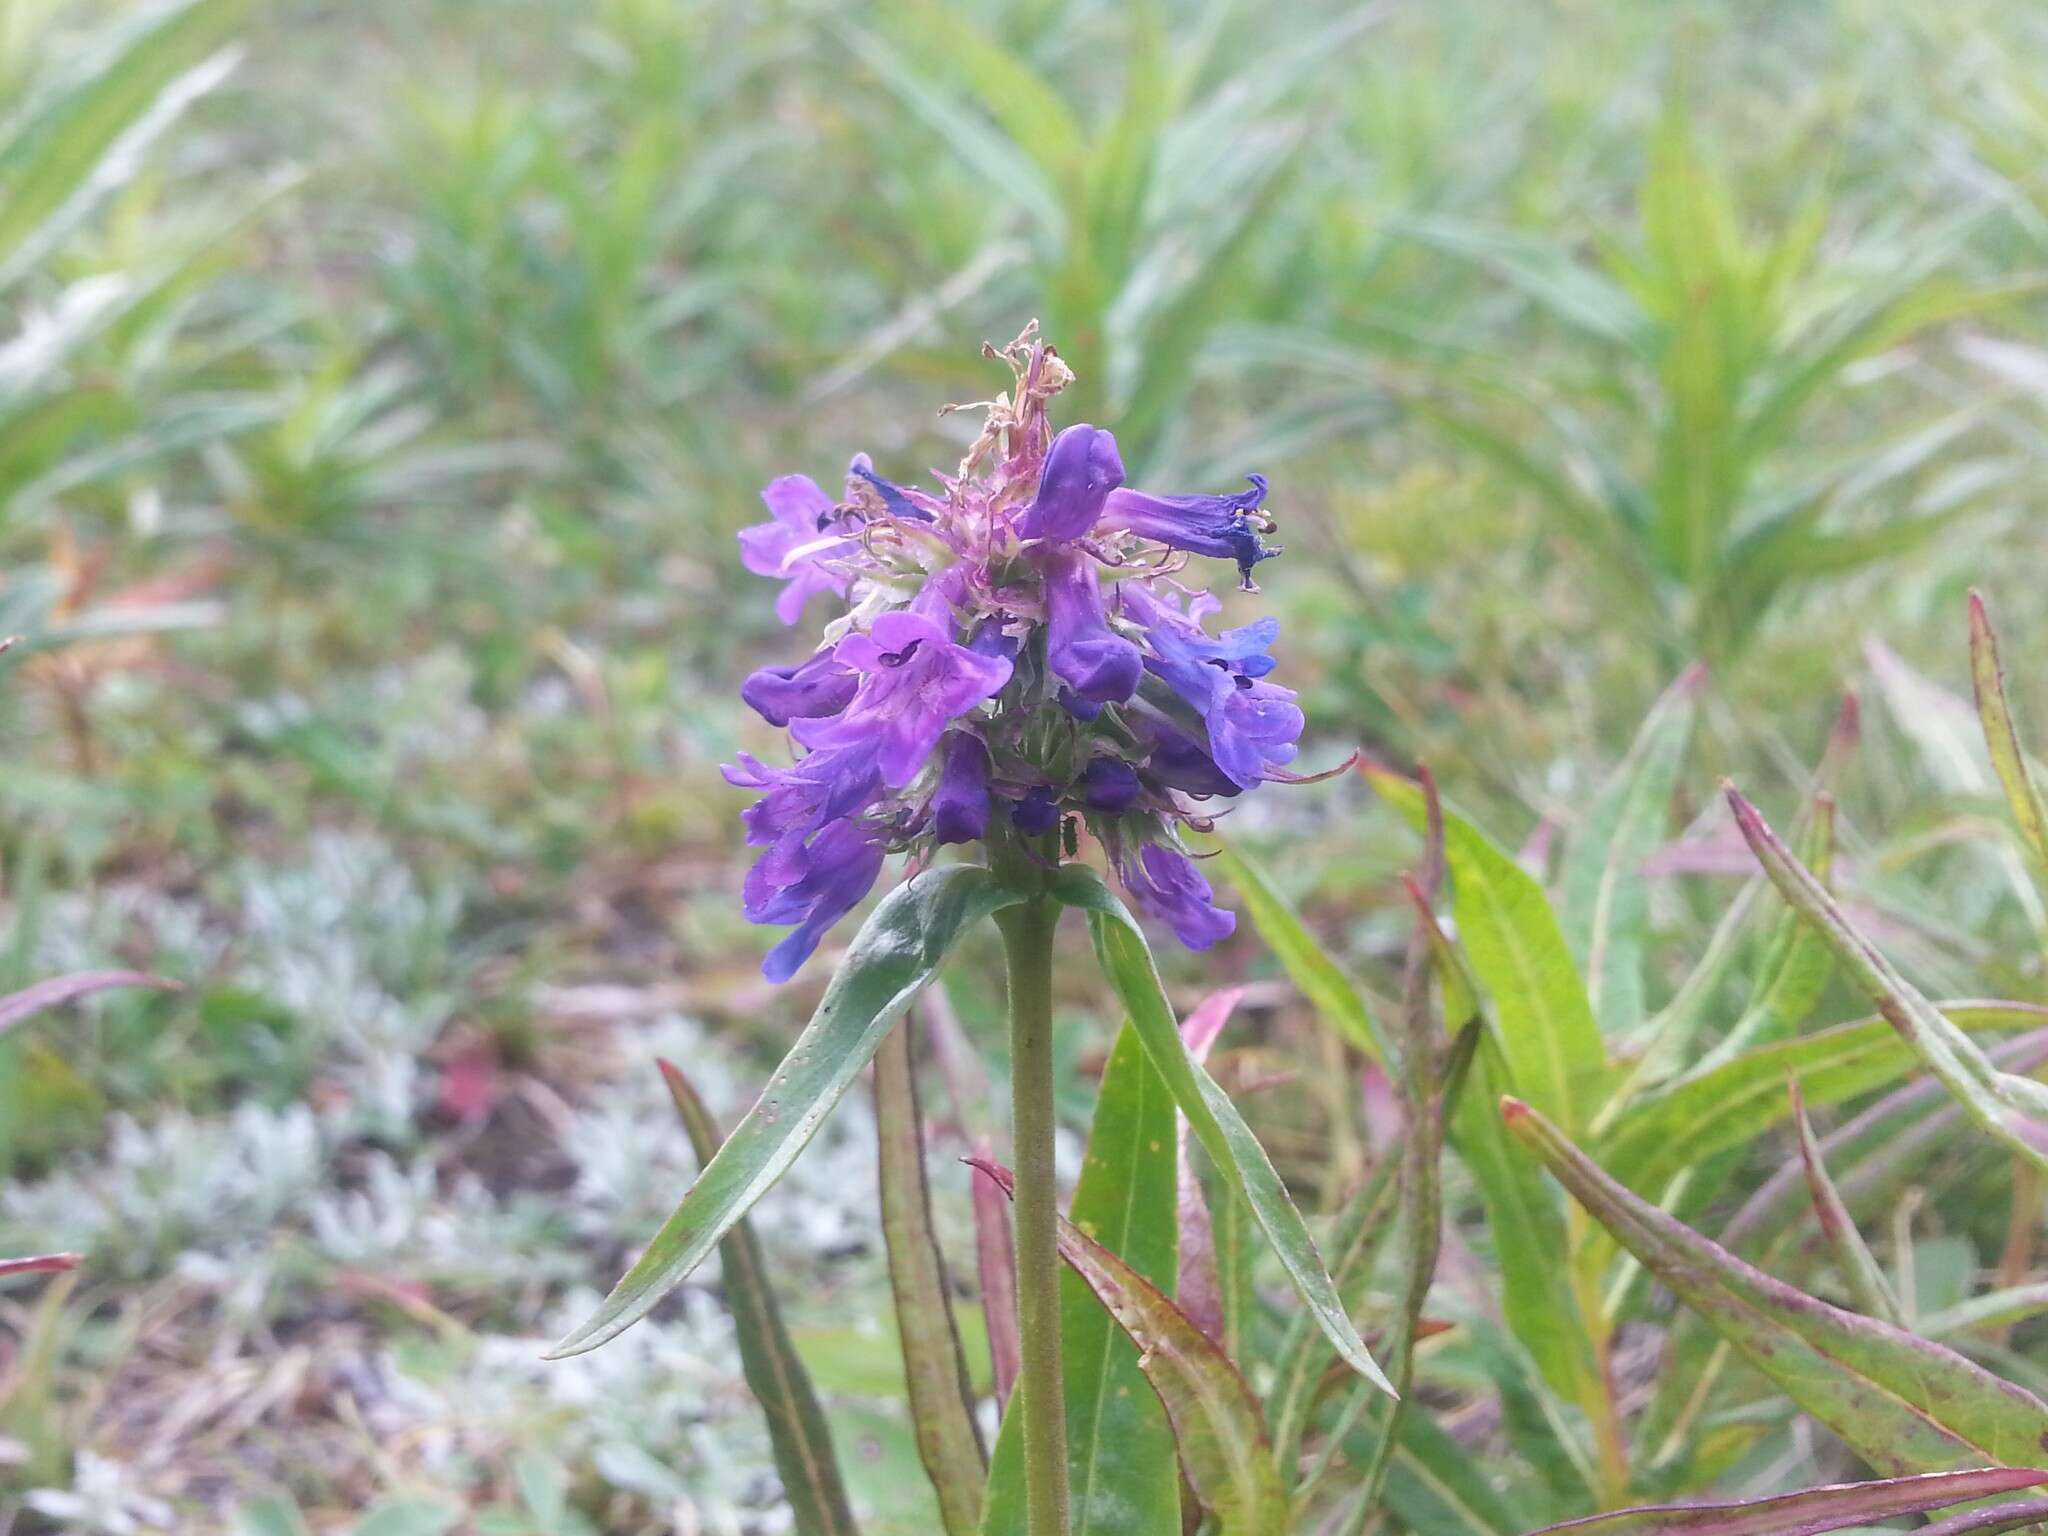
[726, 329, 1303, 981]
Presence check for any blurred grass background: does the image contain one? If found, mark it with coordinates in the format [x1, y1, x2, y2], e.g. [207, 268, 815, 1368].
[6, 0, 2048, 1529]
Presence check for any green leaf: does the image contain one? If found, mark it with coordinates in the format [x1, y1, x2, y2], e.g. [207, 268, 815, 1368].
[1790, 1079, 1903, 1325]
[873, 1026, 983, 1535]
[1559, 665, 1703, 1036]
[1519, 1468, 2048, 1536]
[982, 1022, 1180, 1536]
[1505, 1097, 2048, 1473]
[1969, 590, 2048, 895]
[550, 866, 1024, 1358]
[1597, 1003, 2048, 1196]
[1367, 764, 1609, 1134]
[1727, 786, 2048, 1173]
[1209, 839, 1385, 1061]
[1375, 1409, 1521, 1536]
[659, 1061, 859, 1536]
[350, 1502, 460, 1536]
[972, 1158, 1284, 1536]
[1049, 864, 1394, 1396]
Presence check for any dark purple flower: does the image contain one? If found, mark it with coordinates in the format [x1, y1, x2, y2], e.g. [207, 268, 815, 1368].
[1102, 475, 1278, 589]
[1011, 785, 1061, 835]
[1043, 549, 1142, 705]
[1120, 843, 1234, 950]
[723, 743, 883, 847]
[1141, 722, 1242, 799]
[1081, 757, 1142, 813]
[739, 475, 860, 624]
[741, 648, 858, 726]
[931, 732, 991, 845]
[743, 818, 886, 982]
[794, 612, 1012, 787]
[1016, 424, 1125, 543]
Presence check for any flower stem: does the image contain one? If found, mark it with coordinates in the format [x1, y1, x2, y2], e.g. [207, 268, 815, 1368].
[995, 892, 1069, 1536]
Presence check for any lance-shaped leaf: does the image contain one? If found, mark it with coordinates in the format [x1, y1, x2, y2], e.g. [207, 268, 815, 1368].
[1366, 764, 1608, 1134]
[1210, 841, 1386, 1062]
[551, 866, 1024, 1357]
[971, 1159, 1285, 1536]
[1969, 591, 2048, 878]
[1559, 663, 1703, 1036]
[1178, 988, 1246, 1349]
[1504, 1096, 2048, 1473]
[873, 1024, 984, 1535]
[1790, 1079, 1903, 1324]
[0, 970, 179, 1035]
[1726, 785, 2048, 1173]
[657, 1061, 858, 1536]
[981, 1021, 1181, 1536]
[1049, 865, 1394, 1396]
[1599, 1002, 2048, 1196]
[969, 1143, 1020, 1415]
[1920, 1501, 2048, 1536]
[1521, 1467, 2048, 1536]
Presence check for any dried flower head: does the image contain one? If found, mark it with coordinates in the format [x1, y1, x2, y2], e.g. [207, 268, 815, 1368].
[727, 326, 1300, 980]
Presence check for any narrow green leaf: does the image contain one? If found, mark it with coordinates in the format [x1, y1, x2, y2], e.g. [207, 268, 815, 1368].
[1505, 1097, 2048, 1473]
[1727, 786, 2048, 1173]
[1367, 763, 1608, 1134]
[972, 1159, 1285, 1536]
[1049, 864, 1394, 1396]
[659, 1061, 859, 1536]
[981, 1022, 1180, 1536]
[1210, 840, 1386, 1061]
[1598, 1003, 2048, 1196]
[1521, 1468, 2048, 1536]
[549, 867, 1024, 1357]
[1789, 1079, 1903, 1325]
[1374, 1410, 1521, 1536]
[1559, 665, 1703, 1035]
[873, 1026, 984, 1535]
[1969, 590, 2048, 883]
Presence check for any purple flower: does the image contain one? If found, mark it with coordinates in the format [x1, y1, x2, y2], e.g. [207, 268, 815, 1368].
[1017, 425, 1125, 543]
[1102, 475, 1278, 589]
[1140, 722, 1241, 799]
[1120, 843, 1235, 950]
[847, 453, 931, 522]
[741, 648, 858, 726]
[739, 475, 859, 624]
[931, 732, 991, 845]
[1081, 757, 1142, 812]
[723, 743, 883, 848]
[794, 612, 1012, 787]
[743, 819, 886, 982]
[1011, 785, 1062, 835]
[1124, 588, 1301, 789]
[1043, 549, 1142, 705]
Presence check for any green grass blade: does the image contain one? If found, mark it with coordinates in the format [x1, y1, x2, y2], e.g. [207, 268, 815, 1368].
[874, 1024, 985, 1535]
[1790, 1079, 1903, 1325]
[658, 1061, 860, 1536]
[981, 1021, 1181, 1536]
[1506, 1097, 2048, 1473]
[1968, 591, 2048, 888]
[548, 866, 1024, 1358]
[1049, 864, 1394, 1396]
[1558, 665, 1704, 1035]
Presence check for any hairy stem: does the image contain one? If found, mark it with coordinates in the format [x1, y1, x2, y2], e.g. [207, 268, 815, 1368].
[996, 892, 1069, 1536]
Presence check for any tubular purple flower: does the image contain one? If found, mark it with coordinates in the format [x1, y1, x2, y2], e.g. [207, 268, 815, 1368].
[1016, 424, 1125, 543]
[1120, 843, 1235, 950]
[723, 743, 883, 848]
[1102, 476, 1278, 589]
[1043, 549, 1142, 705]
[931, 732, 992, 845]
[738, 475, 860, 625]
[740, 648, 858, 726]
[1125, 587, 1302, 789]
[847, 452, 931, 522]
[744, 819, 886, 982]
[1011, 785, 1061, 835]
[1080, 757, 1142, 813]
[1140, 721, 1241, 799]
[794, 611, 1012, 787]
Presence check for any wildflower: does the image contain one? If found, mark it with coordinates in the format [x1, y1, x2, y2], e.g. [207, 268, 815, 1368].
[726, 326, 1309, 977]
